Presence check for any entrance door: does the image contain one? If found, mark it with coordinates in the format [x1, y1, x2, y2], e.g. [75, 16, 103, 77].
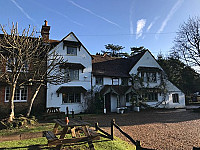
[105, 93, 111, 113]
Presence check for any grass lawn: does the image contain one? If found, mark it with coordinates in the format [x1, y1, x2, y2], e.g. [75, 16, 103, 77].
[0, 122, 135, 150]
[0, 123, 55, 136]
[0, 136, 135, 150]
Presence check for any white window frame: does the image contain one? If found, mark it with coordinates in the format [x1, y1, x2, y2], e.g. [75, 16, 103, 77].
[62, 93, 81, 103]
[172, 93, 179, 103]
[63, 68, 79, 82]
[66, 46, 77, 56]
[112, 78, 119, 85]
[5, 86, 28, 102]
[142, 93, 158, 102]
[141, 72, 157, 83]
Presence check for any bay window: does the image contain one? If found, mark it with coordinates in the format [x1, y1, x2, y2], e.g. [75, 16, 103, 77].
[62, 93, 81, 103]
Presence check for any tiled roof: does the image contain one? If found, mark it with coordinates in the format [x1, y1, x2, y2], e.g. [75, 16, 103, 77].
[92, 51, 146, 78]
[59, 62, 85, 69]
[92, 54, 117, 63]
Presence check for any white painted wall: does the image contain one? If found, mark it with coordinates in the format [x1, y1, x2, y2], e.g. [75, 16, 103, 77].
[130, 51, 185, 108]
[47, 33, 92, 114]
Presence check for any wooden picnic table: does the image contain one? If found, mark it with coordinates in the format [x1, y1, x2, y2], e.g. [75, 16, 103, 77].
[46, 107, 60, 113]
[43, 118, 100, 150]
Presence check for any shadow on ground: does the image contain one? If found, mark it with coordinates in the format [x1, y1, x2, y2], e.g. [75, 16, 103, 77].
[81, 109, 200, 127]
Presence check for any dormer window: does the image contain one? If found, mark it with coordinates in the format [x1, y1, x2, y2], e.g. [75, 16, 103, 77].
[138, 67, 161, 83]
[67, 46, 77, 56]
[63, 40, 81, 56]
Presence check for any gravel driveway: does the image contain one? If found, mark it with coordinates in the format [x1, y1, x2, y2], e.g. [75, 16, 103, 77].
[82, 109, 200, 150]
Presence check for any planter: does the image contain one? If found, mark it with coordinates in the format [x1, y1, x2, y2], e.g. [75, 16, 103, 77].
[134, 106, 140, 112]
[116, 108, 120, 113]
[119, 109, 124, 114]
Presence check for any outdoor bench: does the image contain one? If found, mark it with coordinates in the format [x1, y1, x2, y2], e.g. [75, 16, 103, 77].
[43, 107, 65, 120]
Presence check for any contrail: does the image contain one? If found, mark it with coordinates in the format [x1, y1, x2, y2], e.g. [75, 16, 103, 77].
[10, 0, 35, 22]
[156, 0, 184, 38]
[68, 0, 120, 28]
[30, 0, 83, 27]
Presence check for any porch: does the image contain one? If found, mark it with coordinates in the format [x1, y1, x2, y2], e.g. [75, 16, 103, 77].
[100, 85, 134, 113]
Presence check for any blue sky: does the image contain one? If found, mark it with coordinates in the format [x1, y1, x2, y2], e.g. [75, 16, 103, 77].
[0, 0, 200, 57]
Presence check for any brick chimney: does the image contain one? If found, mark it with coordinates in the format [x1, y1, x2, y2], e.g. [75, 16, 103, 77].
[41, 20, 50, 41]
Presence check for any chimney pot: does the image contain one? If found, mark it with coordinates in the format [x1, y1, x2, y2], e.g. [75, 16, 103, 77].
[44, 20, 48, 26]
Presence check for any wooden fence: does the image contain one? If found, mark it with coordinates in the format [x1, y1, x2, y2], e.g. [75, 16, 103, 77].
[95, 119, 153, 150]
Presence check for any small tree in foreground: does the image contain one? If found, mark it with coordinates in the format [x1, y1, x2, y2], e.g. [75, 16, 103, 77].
[0, 23, 64, 121]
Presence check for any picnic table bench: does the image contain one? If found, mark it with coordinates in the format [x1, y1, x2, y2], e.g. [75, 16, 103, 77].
[43, 118, 100, 150]
[43, 107, 65, 120]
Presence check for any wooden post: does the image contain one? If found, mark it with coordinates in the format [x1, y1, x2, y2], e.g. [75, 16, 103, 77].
[66, 107, 69, 117]
[135, 140, 141, 150]
[95, 122, 99, 131]
[72, 110, 74, 118]
[111, 119, 115, 140]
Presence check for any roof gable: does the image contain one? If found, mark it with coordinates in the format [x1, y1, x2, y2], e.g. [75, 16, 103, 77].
[52, 32, 92, 58]
[92, 51, 146, 77]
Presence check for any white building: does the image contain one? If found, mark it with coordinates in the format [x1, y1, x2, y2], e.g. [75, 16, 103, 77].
[46, 31, 185, 114]
[92, 50, 185, 113]
[47, 32, 92, 114]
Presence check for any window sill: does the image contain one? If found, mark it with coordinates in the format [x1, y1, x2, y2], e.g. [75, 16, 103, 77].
[66, 54, 77, 56]
[143, 100, 158, 102]
[5, 100, 27, 103]
[62, 102, 81, 104]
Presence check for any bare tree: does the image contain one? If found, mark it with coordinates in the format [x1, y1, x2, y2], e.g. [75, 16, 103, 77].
[0, 23, 64, 121]
[25, 49, 64, 117]
[172, 16, 200, 67]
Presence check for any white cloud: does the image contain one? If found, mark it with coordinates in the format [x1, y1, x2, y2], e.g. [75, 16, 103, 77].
[156, 0, 184, 38]
[10, 0, 34, 22]
[68, 0, 120, 28]
[147, 16, 159, 32]
[136, 19, 146, 39]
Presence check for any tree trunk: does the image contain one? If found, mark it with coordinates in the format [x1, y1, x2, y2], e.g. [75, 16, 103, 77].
[8, 83, 17, 122]
[26, 84, 42, 117]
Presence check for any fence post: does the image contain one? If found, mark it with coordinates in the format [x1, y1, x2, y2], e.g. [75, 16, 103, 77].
[72, 110, 74, 118]
[111, 119, 115, 140]
[95, 122, 99, 131]
[135, 140, 141, 150]
[66, 107, 69, 117]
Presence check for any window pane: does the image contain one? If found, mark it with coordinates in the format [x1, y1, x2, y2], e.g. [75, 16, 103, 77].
[62, 93, 68, 103]
[6, 87, 10, 101]
[74, 70, 79, 80]
[172, 94, 179, 103]
[69, 93, 74, 103]
[75, 93, 81, 102]
[21, 87, 27, 100]
[112, 78, 119, 85]
[14, 88, 20, 100]
[67, 47, 77, 55]
[96, 77, 103, 85]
